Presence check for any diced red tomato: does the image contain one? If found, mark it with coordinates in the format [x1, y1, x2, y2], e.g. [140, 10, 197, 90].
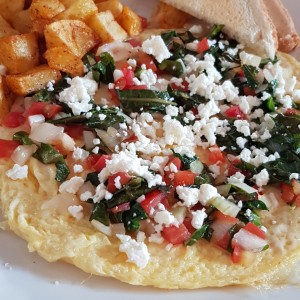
[212, 211, 239, 224]
[0, 139, 21, 158]
[107, 172, 131, 193]
[243, 86, 256, 96]
[231, 245, 243, 264]
[285, 108, 299, 115]
[216, 231, 232, 250]
[123, 134, 138, 143]
[110, 202, 131, 213]
[227, 163, 240, 177]
[197, 37, 210, 53]
[25, 102, 62, 119]
[93, 154, 112, 172]
[108, 89, 120, 106]
[85, 154, 102, 169]
[127, 38, 142, 48]
[164, 156, 183, 185]
[243, 222, 266, 240]
[183, 217, 195, 233]
[122, 67, 135, 86]
[136, 53, 157, 73]
[114, 76, 127, 90]
[161, 224, 191, 245]
[140, 190, 167, 215]
[64, 124, 84, 140]
[139, 15, 148, 30]
[208, 146, 225, 164]
[2, 112, 25, 128]
[169, 157, 182, 170]
[170, 80, 189, 92]
[173, 170, 196, 187]
[280, 183, 295, 203]
[125, 85, 147, 90]
[224, 105, 246, 119]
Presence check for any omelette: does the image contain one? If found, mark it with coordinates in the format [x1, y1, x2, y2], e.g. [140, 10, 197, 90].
[1, 24, 300, 289]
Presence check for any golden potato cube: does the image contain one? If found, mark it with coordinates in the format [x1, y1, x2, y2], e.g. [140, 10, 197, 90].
[5, 65, 62, 95]
[96, 0, 123, 18]
[59, 0, 77, 8]
[44, 47, 84, 77]
[86, 11, 127, 44]
[117, 5, 142, 36]
[0, 76, 11, 121]
[30, 0, 65, 34]
[12, 9, 32, 34]
[0, 32, 39, 75]
[44, 20, 99, 57]
[0, 0, 25, 24]
[54, 0, 97, 22]
[0, 15, 19, 38]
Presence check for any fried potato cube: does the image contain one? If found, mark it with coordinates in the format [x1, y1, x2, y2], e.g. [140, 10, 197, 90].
[0, 76, 11, 121]
[0, 0, 25, 24]
[44, 20, 99, 57]
[12, 9, 32, 34]
[117, 5, 142, 36]
[44, 47, 84, 77]
[54, 0, 97, 22]
[0, 15, 19, 38]
[86, 11, 127, 44]
[5, 65, 62, 95]
[30, 0, 65, 34]
[0, 32, 39, 75]
[96, 0, 123, 18]
[59, 0, 77, 8]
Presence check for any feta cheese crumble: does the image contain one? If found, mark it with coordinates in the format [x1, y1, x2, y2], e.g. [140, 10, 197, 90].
[6, 164, 28, 180]
[142, 35, 171, 63]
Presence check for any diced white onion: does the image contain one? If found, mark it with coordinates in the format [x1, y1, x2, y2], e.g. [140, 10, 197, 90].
[91, 219, 112, 236]
[11, 145, 37, 166]
[232, 228, 267, 251]
[211, 220, 234, 243]
[96, 41, 134, 62]
[41, 193, 79, 214]
[61, 133, 75, 151]
[209, 196, 240, 217]
[29, 123, 64, 143]
[28, 114, 45, 127]
[83, 130, 96, 150]
[96, 128, 120, 151]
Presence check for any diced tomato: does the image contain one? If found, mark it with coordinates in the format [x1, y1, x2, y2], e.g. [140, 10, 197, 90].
[161, 224, 191, 245]
[208, 146, 225, 164]
[285, 108, 299, 115]
[197, 37, 210, 53]
[170, 80, 189, 92]
[108, 89, 120, 106]
[173, 170, 196, 187]
[0, 139, 21, 158]
[107, 172, 131, 193]
[123, 134, 138, 143]
[2, 112, 25, 128]
[64, 124, 84, 140]
[216, 231, 231, 250]
[164, 156, 183, 185]
[93, 154, 112, 172]
[114, 76, 127, 90]
[231, 245, 243, 264]
[140, 190, 167, 215]
[110, 202, 131, 213]
[280, 182, 295, 203]
[125, 85, 147, 90]
[227, 163, 240, 177]
[212, 210, 239, 224]
[169, 157, 182, 170]
[136, 53, 157, 73]
[139, 15, 148, 30]
[243, 222, 266, 240]
[127, 38, 142, 48]
[161, 196, 171, 211]
[122, 67, 135, 86]
[224, 105, 246, 119]
[25, 102, 62, 119]
[183, 217, 195, 233]
[243, 86, 256, 96]
[293, 195, 300, 207]
[85, 154, 102, 169]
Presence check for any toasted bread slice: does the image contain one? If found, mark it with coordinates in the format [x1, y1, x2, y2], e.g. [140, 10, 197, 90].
[263, 0, 299, 53]
[161, 0, 278, 58]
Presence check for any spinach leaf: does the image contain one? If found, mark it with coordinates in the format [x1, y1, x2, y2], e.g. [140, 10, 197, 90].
[245, 200, 268, 211]
[259, 56, 279, 68]
[158, 59, 184, 77]
[161, 31, 177, 46]
[86, 172, 100, 186]
[49, 115, 85, 125]
[194, 171, 213, 185]
[185, 224, 209, 246]
[207, 24, 224, 39]
[32, 143, 70, 182]
[90, 201, 110, 226]
[13, 131, 33, 145]
[172, 150, 198, 170]
[105, 177, 156, 209]
[123, 202, 147, 232]
[83, 52, 115, 84]
[169, 89, 206, 110]
[242, 65, 258, 90]
[115, 89, 176, 113]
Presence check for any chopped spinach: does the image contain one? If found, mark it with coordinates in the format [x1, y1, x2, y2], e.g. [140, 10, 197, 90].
[172, 150, 198, 170]
[13, 131, 33, 145]
[32, 143, 70, 182]
[185, 224, 209, 246]
[242, 65, 259, 90]
[123, 202, 147, 232]
[207, 24, 224, 39]
[161, 30, 177, 46]
[90, 201, 110, 226]
[158, 59, 184, 77]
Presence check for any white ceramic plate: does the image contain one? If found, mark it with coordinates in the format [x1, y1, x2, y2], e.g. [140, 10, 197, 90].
[1, 0, 300, 299]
